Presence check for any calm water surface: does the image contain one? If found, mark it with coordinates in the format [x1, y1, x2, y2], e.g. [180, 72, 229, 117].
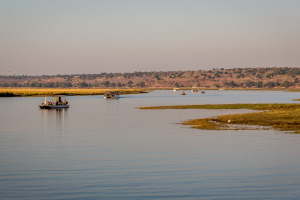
[1, 90, 300, 199]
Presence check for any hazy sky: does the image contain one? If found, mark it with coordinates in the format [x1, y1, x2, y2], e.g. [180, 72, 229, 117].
[1, 0, 300, 75]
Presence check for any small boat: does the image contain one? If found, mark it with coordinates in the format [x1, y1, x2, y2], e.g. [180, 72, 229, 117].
[104, 91, 120, 99]
[39, 96, 69, 109]
[173, 88, 179, 91]
[181, 91, 185, 95]
[191, 87, 198, 93]
[201, 90, 205, 93]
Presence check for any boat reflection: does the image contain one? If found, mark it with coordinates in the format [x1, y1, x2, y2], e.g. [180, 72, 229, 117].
[42, 108, 68, 134]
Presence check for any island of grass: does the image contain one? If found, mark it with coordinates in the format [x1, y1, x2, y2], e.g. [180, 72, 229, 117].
[0, 88, 149, 97]
[139, 103, 300, 133]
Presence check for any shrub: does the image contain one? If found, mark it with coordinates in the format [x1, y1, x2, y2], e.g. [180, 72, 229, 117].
[77, 82, 88, 88]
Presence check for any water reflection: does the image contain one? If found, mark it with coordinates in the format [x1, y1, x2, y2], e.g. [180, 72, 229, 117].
[42, 108, 68, 133]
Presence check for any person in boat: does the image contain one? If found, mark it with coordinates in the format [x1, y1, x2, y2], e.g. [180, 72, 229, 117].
[63, 99, 68, 105]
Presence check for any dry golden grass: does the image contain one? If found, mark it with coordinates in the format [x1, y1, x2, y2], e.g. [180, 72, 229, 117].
[0, 88, 149, 97]
[182, 118, 226, 130]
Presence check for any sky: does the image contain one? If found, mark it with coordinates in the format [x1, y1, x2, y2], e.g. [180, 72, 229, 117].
[1, 0, 300, 75]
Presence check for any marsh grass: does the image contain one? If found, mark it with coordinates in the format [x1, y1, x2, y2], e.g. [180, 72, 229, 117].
[140, 103, 300, 133]
[214, 110, 300, 132]
[139, 103, 300, 110]
[183, 109, 300, 133]
[0, 88, 148, 97]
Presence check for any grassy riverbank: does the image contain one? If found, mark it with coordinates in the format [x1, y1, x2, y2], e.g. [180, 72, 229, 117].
[140, 103, 300, 133]
[0, 88, 149, 97]
[139, 103, 300, 110]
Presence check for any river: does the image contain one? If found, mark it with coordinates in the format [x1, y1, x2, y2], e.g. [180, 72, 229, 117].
[1, 90, 300, 199]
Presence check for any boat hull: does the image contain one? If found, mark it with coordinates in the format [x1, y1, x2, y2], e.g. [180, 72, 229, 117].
[39, 105, 69, 109]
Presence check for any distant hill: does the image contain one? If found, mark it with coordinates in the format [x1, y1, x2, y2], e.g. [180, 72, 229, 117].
[1, 67, 300, 89]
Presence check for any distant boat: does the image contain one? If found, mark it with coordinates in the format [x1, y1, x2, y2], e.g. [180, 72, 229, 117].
[201, 90, 205, 94]
[104, 91, 120, 99]
[173, 88, 179, 91]
[39, 96, 69, 109]
[181, 91, 185, 95]
[219, 89, 225, 90]
[191, 87, 198, 93]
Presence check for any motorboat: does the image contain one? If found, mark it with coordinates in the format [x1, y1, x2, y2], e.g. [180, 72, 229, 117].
[104, 91, 120, 99]
[173, 88, 179, 91]
[191, 87, 198, 92]
[39, 96, 69, 109]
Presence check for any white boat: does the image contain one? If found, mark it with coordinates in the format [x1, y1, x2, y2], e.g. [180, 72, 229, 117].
[39, 96, 69, 109]
[104, 91, 120, 99]
[173, 88, 179, 91]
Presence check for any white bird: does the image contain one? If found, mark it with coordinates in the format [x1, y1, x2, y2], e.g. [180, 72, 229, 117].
[228, 119, 231, 123]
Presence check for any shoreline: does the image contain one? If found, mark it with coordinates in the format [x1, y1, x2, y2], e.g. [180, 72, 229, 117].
[2, 87, 300, 97]
[0, 88, 149, 97]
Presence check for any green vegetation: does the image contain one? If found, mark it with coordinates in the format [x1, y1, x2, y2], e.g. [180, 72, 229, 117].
[140, 103, 300, 133]
[0, 88, 148, 97]
[2, 67, 300, 89]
